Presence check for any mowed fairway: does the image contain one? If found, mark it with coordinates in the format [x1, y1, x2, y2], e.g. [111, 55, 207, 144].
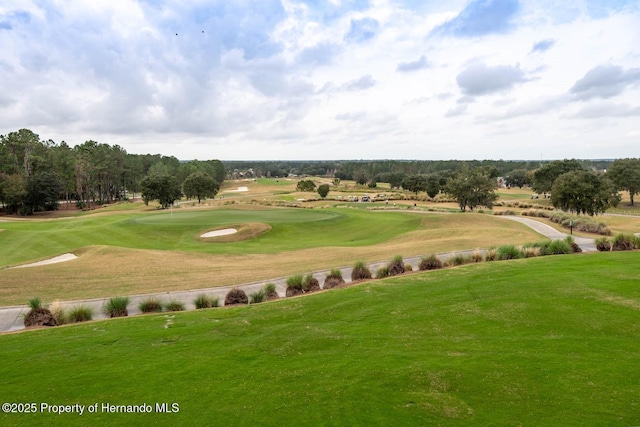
[0, 253, 638, 426]
[0, 207, 542, 305]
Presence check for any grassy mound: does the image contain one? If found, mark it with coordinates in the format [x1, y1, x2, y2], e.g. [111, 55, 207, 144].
[0, 253, 638, 426]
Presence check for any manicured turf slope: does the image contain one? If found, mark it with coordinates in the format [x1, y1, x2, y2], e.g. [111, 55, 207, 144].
[1, 252, 638, 426]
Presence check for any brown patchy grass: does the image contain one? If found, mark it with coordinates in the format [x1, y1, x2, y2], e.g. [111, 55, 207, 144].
[0, 213, 542, 305]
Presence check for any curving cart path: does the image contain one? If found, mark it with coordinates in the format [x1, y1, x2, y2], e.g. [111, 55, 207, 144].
[0, 216, 599, 333]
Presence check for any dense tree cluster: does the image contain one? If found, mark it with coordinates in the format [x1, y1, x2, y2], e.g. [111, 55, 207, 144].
[0, 129, 225, 215]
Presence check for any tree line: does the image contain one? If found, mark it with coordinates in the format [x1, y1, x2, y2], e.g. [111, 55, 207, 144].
[0, 129, 225, 215]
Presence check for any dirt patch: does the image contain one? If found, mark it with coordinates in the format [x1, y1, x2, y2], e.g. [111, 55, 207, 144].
[199, 223, 271, 243]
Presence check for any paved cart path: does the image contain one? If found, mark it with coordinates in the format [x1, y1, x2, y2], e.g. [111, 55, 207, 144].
[0, 216, 599, 333]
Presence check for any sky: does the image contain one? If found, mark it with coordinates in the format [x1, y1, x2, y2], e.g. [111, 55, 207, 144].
[1, 0, 639, 161]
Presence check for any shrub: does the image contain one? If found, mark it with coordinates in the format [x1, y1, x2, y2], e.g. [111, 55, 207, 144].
[485, 248, 497, 262]
[595, 237, 611, 252]
[68, 306, 93, 323]
[387, 255, 405, 276]
[225, 287, 248, 305]
[564, 236, 582, 253]
[303, 274, 321, 293]
[375, 266, 389, 279]
[351, 260, 372, 281]
[194, 294, 218, 309]
[23, 298, 58, 328]
[612, 234, 638, 251]
[497, 245, 521, 260]
[286, 275, 304, 297]
[264, 283, 279, 300]
[471, 250, 484, 263]
[521, 246, 541, 258]
[263, 283, 280, 301]
[419, 254, 443, 270]
[139, 298, 163, 313]
[49, 301, 67, 325]
[165, 301, 186, 312]
[545, 239, 573, 255]
[103, 296, 130, 318]
[324, 269, 345, 289]
[250, 289, 266, 304]
[450, 253, 472, 266]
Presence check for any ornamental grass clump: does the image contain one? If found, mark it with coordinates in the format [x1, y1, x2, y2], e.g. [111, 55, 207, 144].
[611, 234, 638, 251]
[449, 253, 472, 266]
[139, 298, 163, 313]
[595, 237, 611, 252]
[387, 255, 405, 276]
[419, 254, 443, 271]
[103, 296, 130, 318]
[286, 275, 304, 297]
[302, 274, 321, 293]
[263, 283, 279, 300]
[375, 266, 389, 279]
[249, 289, 266, 304]
[224, 287, 248, 305]
[323, 269, 345, 289]
[545, 239, 573, 255]
[23, 297, 58, 328]
[68, 306, 93, 323]
[194, 294, 218, 309]
[471, 250, 484, 263]
[351, 260, 372, 281]
[49, 301, 67, 325]
[496, 245, 521, 260]
[164, 301, 186, 312]
[564, 236, 582, 253]
[485, 248, 497, 262]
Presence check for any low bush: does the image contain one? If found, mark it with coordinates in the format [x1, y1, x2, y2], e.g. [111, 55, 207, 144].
[68, 306, 93, 323]
[324, 269, 345, 289]
[103, 296, 130, 318]
[286, 275, 304, 297]
[250, 289, 266, 304]
[471, 250, 484, 263]
[225, 287, 248, 305]
[521, 246, 541, 258]
[164, 301, 186, 312]
[387, 255, 405, 276]
[565, 236, 582, 253]
[351, 260, 372, 281]
[139, 298, 163, 313]
[23, 297, 58, 327]
[419, 254, 443, 270]
[449, 253, 473, 266]
[303, 274, 321, 293]
[264, 283, 279, 300]
[497, 245, 521, 260]
[611, 234, 638, 251]
[544, 239, 573, 255]
[194, 294, 218, 309]
[375, 266, 389, 279]
[595, 237, 611, 252]
[49, 301, 67, 325]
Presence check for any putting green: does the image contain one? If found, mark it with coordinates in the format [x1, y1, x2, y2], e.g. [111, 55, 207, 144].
[0, 208, 420, 267]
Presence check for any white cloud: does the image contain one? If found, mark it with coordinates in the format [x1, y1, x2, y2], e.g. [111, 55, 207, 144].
[0, 0, 639, 160]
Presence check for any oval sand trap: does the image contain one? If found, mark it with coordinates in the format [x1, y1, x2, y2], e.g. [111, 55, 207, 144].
[201, 228, 238, 238]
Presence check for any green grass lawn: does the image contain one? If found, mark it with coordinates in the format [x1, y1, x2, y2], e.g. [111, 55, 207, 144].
[1, 252, 638, 426]
[0, 208, 420, 267]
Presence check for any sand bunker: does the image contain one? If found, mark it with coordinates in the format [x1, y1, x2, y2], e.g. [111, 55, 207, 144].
[201, 228, 238, 238]
[223, 186, 249, 193]
[12, 253, 78, 269]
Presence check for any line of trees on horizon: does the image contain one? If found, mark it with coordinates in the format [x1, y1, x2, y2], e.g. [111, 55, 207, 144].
[0, 129, 225, 215]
